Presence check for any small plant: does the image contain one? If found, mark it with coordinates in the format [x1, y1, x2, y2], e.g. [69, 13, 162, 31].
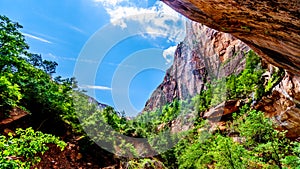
[265, 68, 284, 93]
[126, 158, 166, 169]
[241, 25, 251, 32]
[0, 128, 67, 169]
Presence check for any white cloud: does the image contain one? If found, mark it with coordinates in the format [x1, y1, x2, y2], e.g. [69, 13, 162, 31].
[23, 33, 53, 44]
[80, 85, 112, 90]
[163, 45, 177, 64]
[106, 6, 152, 29]
[92, 0, 186, 43]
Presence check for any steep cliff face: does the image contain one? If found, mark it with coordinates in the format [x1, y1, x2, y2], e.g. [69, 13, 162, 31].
[144, 21, 249, 111]
[162, 0, 300, 75]
[144, 20, 300, 139]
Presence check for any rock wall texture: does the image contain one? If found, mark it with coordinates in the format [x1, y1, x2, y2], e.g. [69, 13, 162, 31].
[144, 21, 249, 111]
[162, 0, 300, 75]
[256, 73, 300, 139]
[144, 20, 300, 138]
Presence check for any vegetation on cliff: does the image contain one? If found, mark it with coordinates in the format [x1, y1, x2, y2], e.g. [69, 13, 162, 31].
[174, 107, 300, 169]
[65, 47, 297, 168]
[0, 15, 299, 169]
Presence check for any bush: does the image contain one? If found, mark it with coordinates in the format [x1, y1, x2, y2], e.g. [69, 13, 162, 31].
[0, 75, 22, 114]
[126, 158, 166, 169]
[0, 128, 66, 169]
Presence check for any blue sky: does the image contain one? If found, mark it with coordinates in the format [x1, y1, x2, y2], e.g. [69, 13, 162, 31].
[0, 0, 186, 116]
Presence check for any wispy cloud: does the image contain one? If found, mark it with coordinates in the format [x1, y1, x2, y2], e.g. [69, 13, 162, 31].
[93, 0, 129, 6]
[66, 24, 86, 34]
[80, 85, 112, 90]
[23, 33, 53, 44]
[45, 53, 98, 64]
[45, 53, 77, 62]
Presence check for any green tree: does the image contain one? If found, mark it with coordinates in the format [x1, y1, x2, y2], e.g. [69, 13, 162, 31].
[236, 110, 292, 169]
[0, 15, 74, 124]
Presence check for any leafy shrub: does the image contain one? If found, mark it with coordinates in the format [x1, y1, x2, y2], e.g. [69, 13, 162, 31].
[126, 158, 166, 169]
[0, 75, 22, 113]
[161, 100, 180, 123]
[265, 67, 284, 93]
[0, 128, 66, 169]
[281, 142, 300, 168]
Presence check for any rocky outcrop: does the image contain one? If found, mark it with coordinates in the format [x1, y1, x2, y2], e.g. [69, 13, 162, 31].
[162, 0, 300, 75]
[144, 21, 249, 111]
[203, 100, 241, 120]
[255, 73, 300, 139]
[0, 107, 29, 125]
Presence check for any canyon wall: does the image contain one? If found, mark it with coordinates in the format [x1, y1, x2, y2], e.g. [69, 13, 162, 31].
[162, 0, 300, 75]
[144, 20, 300, 138]
[144, 21, 249, 111]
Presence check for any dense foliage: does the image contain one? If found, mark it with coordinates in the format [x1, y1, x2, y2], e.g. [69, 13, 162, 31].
[0, 128, 66, 169]
[174, 106, 300, 169]
[0, 15, 75, 120]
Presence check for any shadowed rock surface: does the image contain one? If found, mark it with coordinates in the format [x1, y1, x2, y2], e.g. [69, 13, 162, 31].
[162, 0, 300, 75]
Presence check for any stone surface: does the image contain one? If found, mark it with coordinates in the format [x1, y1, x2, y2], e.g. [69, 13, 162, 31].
[162, 0, 300, 75]
[0, 107, 29, 125]
[203, 100, 241, 120]
[144, 21, 249, 111]
[255, 73, 300, 138]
